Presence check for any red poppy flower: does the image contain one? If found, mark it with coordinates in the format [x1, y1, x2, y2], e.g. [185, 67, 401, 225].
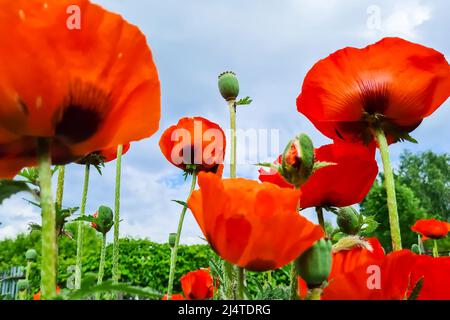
[188, 172, 324, 271]
[411, 218, 449, 240]
[297, 37, 450, 144]
[410, 255, 450, 300]
[90, 212, 98, 230]
[162, 294, 185, 300]
[159, 117, 226, 174]
[259, 142, 378, 208]
[180, 269, 216, 300]
[330, 237, 385, 278]
[322, 250, 417, 300]
[0, 0, 160, 178]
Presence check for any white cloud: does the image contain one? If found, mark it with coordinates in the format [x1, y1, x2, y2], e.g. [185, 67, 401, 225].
[0, 197, 40, 239]
[363, 1, 432, 40]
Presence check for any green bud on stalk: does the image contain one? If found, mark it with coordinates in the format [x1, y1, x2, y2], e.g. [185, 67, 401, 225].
[218, 71, 240, 101]
[25, 249, 37, 261]
[295, 238, 332, 288]
[93, 206, 114, 235]
[280, 133, 314, 187]
[169, 233, 177, 248]
[337, 206, 360, 235]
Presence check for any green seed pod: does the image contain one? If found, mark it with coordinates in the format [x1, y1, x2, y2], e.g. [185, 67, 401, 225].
[337, 206, 360, 235]
[25, 249, 37, 261]
[280, 133, 314, 187]
[169, 233, 177, 248]
[411, 244, 421, 254]
[218, 71, 239, 101]
[17, 279, 30, 291]
[96, 205, 114, 234]
[295, 238, 332, 288]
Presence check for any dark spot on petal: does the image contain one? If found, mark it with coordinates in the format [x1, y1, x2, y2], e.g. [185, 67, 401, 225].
[55, 80, 111, 144]
[18, 99, 29, 115]
[335, 128, 344, 140]
[358, 80, 390, 114]
[245, 259, 277, 272]
[55, 106, 102, 144]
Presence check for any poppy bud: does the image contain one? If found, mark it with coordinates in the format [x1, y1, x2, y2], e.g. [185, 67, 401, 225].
[25, 249, 37, 261]
[218, 71, 239, 101]
[337, 206, 360, 235]
[93, 205, 114, 235]
[295, 238, 332, 288]
[169, 233, 177, 248]
[17, 279, 30, 291]
[280, 133, 314, 187]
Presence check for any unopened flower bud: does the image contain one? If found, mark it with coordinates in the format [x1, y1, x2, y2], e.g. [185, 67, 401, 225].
[17, 279, 30, 291]
[169, 233, 177, 248]
[93, 206, 114, 235]
[295, 238, 332, 288]
[337, 206, 360, 235]
[218, 71, 239, 101]
[280, 133, 314, 187]
[25, 249, 37, 261]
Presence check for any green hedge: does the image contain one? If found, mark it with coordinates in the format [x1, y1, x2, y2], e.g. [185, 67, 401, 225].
[0, 223, 291, 298]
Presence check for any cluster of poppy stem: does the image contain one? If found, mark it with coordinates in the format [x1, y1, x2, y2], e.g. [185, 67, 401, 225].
[1, 0, 449, 300]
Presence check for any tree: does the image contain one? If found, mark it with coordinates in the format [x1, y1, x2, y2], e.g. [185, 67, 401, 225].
[398, 150, 449, 220]
[360, 178, 426, 251]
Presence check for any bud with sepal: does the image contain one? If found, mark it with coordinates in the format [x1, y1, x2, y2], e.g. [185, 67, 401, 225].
[295, 238, 332, 289]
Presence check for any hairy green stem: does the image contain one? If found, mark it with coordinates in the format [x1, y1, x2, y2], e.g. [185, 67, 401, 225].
[95, 233, 107, 300]
[418, 235, 424, 254]
[75, 164, 90, 289]
[433, 240, 439, 258]
[224, 100, 238, 299]
[37, 138, 56, 299]
[167, 173, 197, 299]
[223, 261, 235, 300]
[237, 267, 245, 300]
[375, 128, 402, 251]
[289, 262, 298, 300]
[228, 100, 237, 178]
[55, 166, 65, 210]
[112, 145, 123, 287]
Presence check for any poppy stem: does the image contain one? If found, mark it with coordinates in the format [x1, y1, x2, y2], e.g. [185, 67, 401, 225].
[223, 99, 238, 299]
[55, 166, 65, 210]
[237, 267, 245, 300]
[316, 207, 326, 235]
[37, 138, 57, 299]
[112, 144, 123, 289]
[308, 288, 323, 300]
[75, 163, 90, 289]
[289, 262, 298, 300]
[433, 240, 439, 258]
[167, 172, 198, 300]
[96, 233, 107, 300]
[418, 235, 424, 254]
[228, 100, 237, 178]
[374, 128, 402, 251]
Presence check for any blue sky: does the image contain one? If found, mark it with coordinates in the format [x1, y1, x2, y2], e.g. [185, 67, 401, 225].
[0, 0, 449, 244]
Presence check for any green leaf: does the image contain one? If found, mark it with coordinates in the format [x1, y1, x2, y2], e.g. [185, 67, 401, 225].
[360, 216, 379, 234]
[72, 215, 97, 224]
[236, 96, 253, 105]
[407, 277, 424, 300]
[172, 200, 188, 208]
[312, 161, 336, 173]
[0, 180, 34, 204]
